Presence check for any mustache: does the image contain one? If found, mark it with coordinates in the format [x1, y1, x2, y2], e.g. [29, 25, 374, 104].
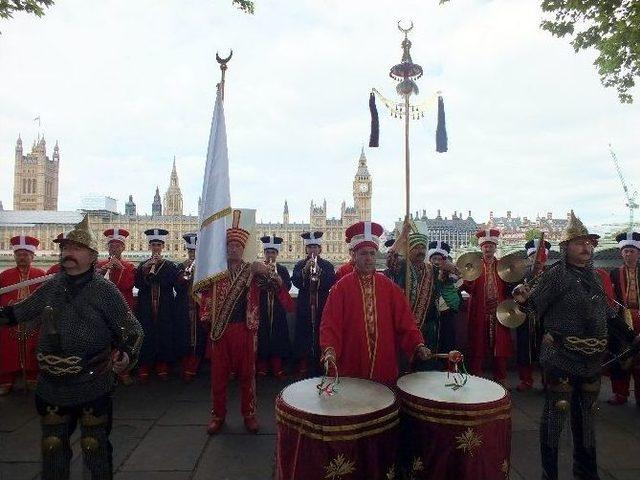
[61, 256, 78, 263]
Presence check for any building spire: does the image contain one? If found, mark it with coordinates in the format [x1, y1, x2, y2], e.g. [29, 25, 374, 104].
[164, 158, 183, 215]
[152, 186, 162, 216]
[169, 157, 179, 187]
[284, 199, 289, 214]
[356, 148, 370, 177]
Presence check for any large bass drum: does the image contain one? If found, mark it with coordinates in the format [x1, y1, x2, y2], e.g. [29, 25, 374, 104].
[275, 377, 399, 480]
[397, 372, 511, 480]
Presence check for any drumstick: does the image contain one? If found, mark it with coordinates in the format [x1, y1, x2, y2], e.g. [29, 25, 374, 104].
[433, 351, 464, 361]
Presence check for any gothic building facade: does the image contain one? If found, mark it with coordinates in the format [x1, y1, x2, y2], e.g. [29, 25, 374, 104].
[13, 135, 59, 211]
[1, 149, 372, 264]
[255, 149, 372, 262]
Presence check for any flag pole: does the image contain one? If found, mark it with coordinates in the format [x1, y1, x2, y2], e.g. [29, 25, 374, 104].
[216, 50, 233, 101]
[206, 50, 233, 340]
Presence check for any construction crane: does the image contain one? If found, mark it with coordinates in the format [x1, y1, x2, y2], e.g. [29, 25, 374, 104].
[609, 143, 638, 232]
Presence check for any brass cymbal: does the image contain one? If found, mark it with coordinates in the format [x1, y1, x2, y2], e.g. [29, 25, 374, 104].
[497, 251, 528, 283]
[496, 299, 526, 329]
[455, 252, 483, 281]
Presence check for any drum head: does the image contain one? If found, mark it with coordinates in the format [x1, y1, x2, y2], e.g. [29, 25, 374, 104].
[397, 372, 506, 405]
[281, 377, 396, 417]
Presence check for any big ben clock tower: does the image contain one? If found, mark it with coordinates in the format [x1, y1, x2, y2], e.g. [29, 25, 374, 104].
[353, 148, 372, 221]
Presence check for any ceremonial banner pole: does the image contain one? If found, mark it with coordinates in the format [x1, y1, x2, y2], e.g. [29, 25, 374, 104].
[404, 89, 411, 299]
[404, 89, 411, 225]
[369, 21, 448, 299]
[193, 50, 234, 340]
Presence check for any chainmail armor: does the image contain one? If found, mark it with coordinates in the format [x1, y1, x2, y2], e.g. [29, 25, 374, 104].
[11, 272, 143, 406]
[528, 258, 611, 377]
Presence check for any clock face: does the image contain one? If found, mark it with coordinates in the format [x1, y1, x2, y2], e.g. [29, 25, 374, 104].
[359, 183, 369, 193]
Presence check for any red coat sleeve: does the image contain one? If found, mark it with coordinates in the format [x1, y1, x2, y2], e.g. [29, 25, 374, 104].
[390, 280, 424, 359]
[120, 263, 136, 293]
[597, 268, 617, 307]
[319, 281, 345, 360]
[277, 285, 295, 313]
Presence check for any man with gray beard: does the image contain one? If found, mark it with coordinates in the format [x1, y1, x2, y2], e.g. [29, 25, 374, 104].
[514, 211, 639, 480]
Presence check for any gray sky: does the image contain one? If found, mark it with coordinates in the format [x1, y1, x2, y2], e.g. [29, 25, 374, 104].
[1, 0, 638, 231]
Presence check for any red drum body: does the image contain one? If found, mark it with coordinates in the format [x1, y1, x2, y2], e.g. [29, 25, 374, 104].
[275, 377, 399, 480]
[397, 372, 511, 480]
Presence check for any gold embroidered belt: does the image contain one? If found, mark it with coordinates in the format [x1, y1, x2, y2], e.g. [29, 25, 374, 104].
[562, 336, 607, 355]
[37, 353, 83, 376]
[37, 350, 112, 376]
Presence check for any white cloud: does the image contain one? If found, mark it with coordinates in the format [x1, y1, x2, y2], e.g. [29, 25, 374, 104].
[0, 0, 638, 231]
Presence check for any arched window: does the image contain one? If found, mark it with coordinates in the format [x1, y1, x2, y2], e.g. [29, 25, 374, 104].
[23, 179, 26, 193]
[27, 179, 31, 193]
[32, 179, 37, 193]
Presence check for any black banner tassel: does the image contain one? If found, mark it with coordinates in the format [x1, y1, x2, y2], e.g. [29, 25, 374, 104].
[435, 95, 448, 153]
[369, 91, 379, 148]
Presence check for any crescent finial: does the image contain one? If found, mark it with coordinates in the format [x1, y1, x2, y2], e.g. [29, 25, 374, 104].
[397, 20, 414, 35]
[216, 50, 233, 65]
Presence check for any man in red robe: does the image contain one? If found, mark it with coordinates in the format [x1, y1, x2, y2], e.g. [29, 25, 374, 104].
[0, 235, 47, 394]
[200, 212, 294, 435]
[462, 228, 512, 386]
[96, 228, 137, 386]
[96, 228, 136, 309]
[608, 231, 640, 405]
[320, 221, 430, 386]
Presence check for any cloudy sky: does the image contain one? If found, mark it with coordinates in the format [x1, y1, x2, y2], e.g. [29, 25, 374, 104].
[1, 0, 638, 231]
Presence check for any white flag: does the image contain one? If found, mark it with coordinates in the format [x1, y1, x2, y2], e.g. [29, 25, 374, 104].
[193, 86, 232, 292]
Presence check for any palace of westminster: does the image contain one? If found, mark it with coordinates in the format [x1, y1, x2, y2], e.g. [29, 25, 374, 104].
[0, 135, 571, 262]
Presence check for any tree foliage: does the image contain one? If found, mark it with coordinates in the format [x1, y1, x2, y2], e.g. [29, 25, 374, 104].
[232, 0, 255, 14]
[540, 1, 640, 103]
[0, 0, 255, 23]
[0, 0, 53, 20]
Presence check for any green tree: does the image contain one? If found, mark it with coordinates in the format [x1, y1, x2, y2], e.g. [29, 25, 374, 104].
[233, 0, 255, 14]
[0, 0, 255, 26]
[0, 0, 53, 20]
[540, 1, 640, 103]
[524, 228, 541, 242]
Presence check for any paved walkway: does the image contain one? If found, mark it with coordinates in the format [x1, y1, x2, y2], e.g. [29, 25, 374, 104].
[1, 371, 639, 479]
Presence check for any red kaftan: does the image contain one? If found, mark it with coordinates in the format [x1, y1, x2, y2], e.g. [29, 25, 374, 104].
[463, 257, 512, 360]
[320, 271, 424, 386]
[0, 266, 47, 384]
[96, 259, 136, 309]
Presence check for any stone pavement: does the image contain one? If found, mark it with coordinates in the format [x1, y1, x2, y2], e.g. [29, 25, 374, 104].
[1, 371, 640, 480]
